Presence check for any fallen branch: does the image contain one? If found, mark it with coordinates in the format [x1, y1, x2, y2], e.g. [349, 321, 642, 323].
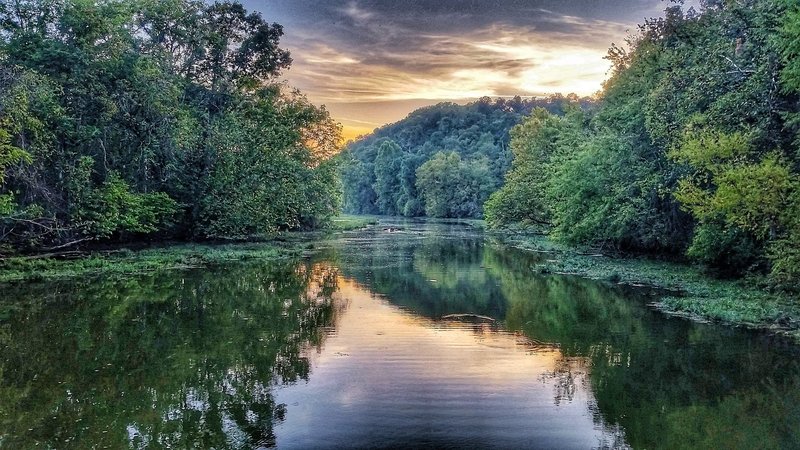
[42, 237, 93, 252]
[9, 250, 87, 260]
[441, 313, 496, 322]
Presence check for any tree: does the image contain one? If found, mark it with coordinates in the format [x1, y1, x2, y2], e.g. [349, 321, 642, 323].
[670, 127, 800, 277]
[415, 151, 493, 219]
[0, 0, 341, 251]
[485, 107, 584, 229]
[339, 95, 592, 217]
[479, 0, 800, 288]
[199, 88, 341, 236]
[136, 0, 291, 91]
[372, 140, 404, 216]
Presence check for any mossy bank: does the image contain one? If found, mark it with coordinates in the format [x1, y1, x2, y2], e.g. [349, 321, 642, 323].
[491, 232, 800, 341]
[0, 215, 378, 284]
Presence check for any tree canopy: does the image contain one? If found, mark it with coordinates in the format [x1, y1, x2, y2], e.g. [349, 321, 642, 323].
[485, 0, 800, 287]
[0, 0, 341, 253]
[338, 95, 593, 218]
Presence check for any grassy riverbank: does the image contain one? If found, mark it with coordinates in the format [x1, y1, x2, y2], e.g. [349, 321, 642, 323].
[491, 232, 800, 340]
[0, 215, 378, 284]
[0, 243, 300, 284]
[329, 214, 380, 231]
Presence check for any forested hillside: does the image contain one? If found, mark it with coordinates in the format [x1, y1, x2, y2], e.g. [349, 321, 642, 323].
[338, 95, 592, 218]
[486, 0, 800, 286]
[0, 0, 341, 253]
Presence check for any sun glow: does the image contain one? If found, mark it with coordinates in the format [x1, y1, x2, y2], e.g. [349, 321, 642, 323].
[271, 2, 634, 134]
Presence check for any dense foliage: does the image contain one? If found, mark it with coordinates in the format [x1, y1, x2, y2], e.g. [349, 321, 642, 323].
[415, 152, 494, 218]
[0, 0, 341, 253]
[486, 0, 800, 286]
[338, 95, 592, 218]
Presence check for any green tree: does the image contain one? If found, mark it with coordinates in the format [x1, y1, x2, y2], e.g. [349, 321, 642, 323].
[372, 140, 404, 216]
[671, 127, 800, 278]
[200, 89, 341, 236]
[339, 95, 591, 217]
[0, 0, 341, 251]
[415, 151, 493, 218]
[485, 0, 799, 275]
[485, 107, 584, 228]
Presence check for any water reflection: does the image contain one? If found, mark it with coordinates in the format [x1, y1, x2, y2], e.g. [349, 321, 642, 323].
[327, 222, 508, 319]
[0, 261, 340, 449]
[1, 220, 799, 449]
[328, 220, 800, 449]
[483, 246, 800, 449]
[273, 277, 623, 449]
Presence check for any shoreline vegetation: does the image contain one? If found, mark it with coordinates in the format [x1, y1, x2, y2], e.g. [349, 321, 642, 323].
[5, 214, 797, 342]
[0, 215, 377, 284]
[488, 229, 800, 341]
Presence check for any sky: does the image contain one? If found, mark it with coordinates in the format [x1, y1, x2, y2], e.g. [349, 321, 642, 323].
[245, 1, 685, 140]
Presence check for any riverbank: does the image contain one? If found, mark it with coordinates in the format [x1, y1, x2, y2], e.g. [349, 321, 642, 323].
[330, 214, 380, 231]
[0, 215, 378, 284]
[0, 243, 301, 283]
[5, 214, 797, 341]
[489, 231, 800, 341]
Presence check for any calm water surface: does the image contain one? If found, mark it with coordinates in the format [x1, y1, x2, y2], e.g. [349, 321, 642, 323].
[1, 220, 799, 449]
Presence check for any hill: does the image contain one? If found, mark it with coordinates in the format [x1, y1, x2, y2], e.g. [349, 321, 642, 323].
[338, 95, 592, 218]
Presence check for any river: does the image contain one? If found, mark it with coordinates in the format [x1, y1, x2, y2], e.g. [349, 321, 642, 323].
[1, 219, 798, 449]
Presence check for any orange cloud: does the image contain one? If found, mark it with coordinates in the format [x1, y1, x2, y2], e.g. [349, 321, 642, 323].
[260, 1, 682, 132]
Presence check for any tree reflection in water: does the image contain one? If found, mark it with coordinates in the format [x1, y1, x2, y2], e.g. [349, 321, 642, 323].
[2, 221, 800, 449]
[0, 260, 341, 449]
[331, 222, 800, 450]
[484, 246, 800, 449]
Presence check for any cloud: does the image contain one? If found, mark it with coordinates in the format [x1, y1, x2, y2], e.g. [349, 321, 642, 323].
[303, 43, 361, 65]
[341, 1, 374, 22]
[249, 0, 681, 134]
[284, 18, 622, 103]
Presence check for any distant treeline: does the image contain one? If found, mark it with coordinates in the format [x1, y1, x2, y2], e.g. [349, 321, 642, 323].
[338, 95, 593, 218]
[486, 0, 800, 286]
[0, 0, 341, 253]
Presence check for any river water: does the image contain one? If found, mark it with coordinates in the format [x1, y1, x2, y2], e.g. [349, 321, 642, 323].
[1, 219, 798, 449]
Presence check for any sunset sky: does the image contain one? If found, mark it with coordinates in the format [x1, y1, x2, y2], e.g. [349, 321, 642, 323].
[247, 1, 688, 140]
